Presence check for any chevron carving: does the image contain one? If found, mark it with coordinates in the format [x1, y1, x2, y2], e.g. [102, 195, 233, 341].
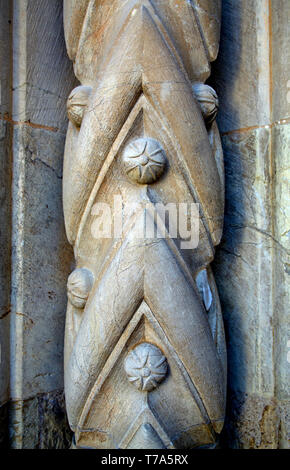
[63, 0, 226, 449]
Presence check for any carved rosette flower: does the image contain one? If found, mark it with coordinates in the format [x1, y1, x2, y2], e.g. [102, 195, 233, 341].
[122, 138, 167, 184]
[124, 343, 168, 392]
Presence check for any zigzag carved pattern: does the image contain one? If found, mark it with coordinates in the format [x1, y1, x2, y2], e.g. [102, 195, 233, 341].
[63, 0, 226, 449]
[76, 300, 217, 446]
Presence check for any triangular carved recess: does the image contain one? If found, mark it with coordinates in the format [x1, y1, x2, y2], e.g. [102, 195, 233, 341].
[65, 0, 211, 81]
[75, 94, 215, 278]
[126, 423, 166, 450]
[75, 300, 216, 449]
[63, 0, 225, 451]
[65, 200, 225, 438]
[75, 94, 214, 252]
[119, 409, 171, 450]
[63, 4, 223, 246]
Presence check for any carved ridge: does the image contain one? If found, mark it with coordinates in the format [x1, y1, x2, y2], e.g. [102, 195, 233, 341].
[76, 299, 217, 445]
[63, 0, 226, 449]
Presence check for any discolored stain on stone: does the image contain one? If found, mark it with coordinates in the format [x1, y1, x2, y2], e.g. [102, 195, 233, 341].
[220, 392, 280, 449]
[10, 390, 72, 449]
[38, 390, 73, 449]
[0, 402, 9, 449]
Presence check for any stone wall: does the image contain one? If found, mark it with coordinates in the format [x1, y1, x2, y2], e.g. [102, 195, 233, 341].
[1, 0, 77, 448]
[0, 0, 289, 449]
[210, 0, 290, 449]
[0, 0, 12, 450]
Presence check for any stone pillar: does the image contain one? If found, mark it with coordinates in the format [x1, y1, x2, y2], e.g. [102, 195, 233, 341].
[62, 0, 226, 450]
[0, 0, 289, 450]
[6, 0, 77, 448]
[210, 0, 290, 449]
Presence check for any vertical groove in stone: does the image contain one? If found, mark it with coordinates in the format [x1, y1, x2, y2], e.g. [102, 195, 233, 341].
[268, 0, 276, 404]
[256, 0, 274, 397]
[270, 0, 290, 449]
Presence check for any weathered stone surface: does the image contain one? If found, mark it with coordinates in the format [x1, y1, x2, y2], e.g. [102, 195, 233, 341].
[63, 0, 226, 449]
[222, 394, 290, 449]
[12, 0, 78, 133]
[11, 125, 73, 401]
[213, 127, 274, 394]
[271, 1, 290, 122]
[9, 0, 76, 447]
[10, 390, 72, 449]
[272, 122, 290, 449]
[0, 402, 9, 449]
[0, 3, 12, 449]
[273, 123, 290, 399]
[0, 121, 11, 407]
[278, 400, 290, 449]
[2, 0, 289, 450]
[211, 1, 290, 450]
[212, 119, 290, 451]
[212, 124, 289, 449]
[210, 0, 271, 132]
[221, 392, 279, 449]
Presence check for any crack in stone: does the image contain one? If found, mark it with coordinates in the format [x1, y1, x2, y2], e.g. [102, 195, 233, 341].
[32, 157, 62, 180]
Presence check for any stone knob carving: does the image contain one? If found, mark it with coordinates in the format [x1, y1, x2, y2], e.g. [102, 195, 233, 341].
[67, 268, 94, 309]
[67, 86, 92, 127]
[122, 138, 167, 184]
[124, 343, 168, 392]
[192, 83, 219, 126]
[63, 0, 226, 449]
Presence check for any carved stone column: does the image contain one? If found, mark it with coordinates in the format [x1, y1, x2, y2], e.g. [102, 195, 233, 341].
[63, 0, 226, 449]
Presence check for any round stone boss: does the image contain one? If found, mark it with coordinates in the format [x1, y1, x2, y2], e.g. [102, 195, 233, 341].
[67, 267, 94, 309]
[122, 137, 167, 184]
[124, 342, 168, 392]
